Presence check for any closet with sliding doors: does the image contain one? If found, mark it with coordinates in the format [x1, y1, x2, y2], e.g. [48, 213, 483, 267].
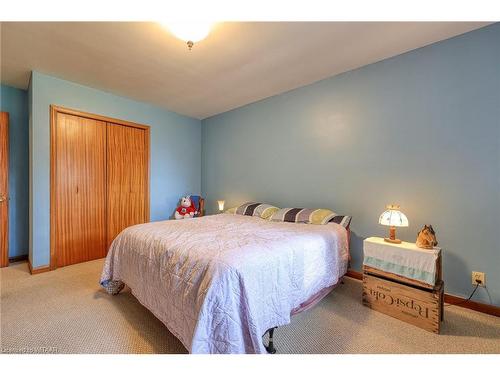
[50, 106, 150, 269]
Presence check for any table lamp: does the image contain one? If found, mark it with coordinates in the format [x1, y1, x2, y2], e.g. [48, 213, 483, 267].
[378, 204, 409, 244]
[217, 200, 225, 212]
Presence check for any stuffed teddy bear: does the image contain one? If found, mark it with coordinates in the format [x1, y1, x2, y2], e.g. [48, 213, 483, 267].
[175, 196, 198, 219]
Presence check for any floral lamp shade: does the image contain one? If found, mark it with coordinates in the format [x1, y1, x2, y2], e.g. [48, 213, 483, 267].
[379, 205, 409, 227]
[379, 204, 409, 243]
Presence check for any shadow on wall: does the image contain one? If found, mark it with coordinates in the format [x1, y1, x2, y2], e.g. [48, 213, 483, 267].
[349, 231, 365, 271]
[444, 252, 493, 305]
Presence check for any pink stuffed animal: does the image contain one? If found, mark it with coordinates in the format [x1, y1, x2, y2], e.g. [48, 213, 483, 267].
[175, 196, 198, 219]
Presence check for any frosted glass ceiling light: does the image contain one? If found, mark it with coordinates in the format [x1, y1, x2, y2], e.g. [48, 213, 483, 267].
[161, 21, 213, 50]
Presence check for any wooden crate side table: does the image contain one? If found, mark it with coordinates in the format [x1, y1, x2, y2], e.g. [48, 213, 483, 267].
[363, 274, 444, 333]
[362, 237, 444, 333]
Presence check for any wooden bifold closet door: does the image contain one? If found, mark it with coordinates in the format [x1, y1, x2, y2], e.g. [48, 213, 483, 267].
[53, 112, 107, 267]
[106, 123, 148, 249]
[51, 107, 149, 269]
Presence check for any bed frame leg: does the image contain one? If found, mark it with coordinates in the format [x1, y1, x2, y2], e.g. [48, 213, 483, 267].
[264, 327, 277, 354]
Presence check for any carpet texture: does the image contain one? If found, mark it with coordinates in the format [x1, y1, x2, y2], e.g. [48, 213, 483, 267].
[1, 260, 499, 354]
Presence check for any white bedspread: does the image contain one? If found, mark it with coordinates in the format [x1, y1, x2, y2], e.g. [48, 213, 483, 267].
[100, 213, 349, 354]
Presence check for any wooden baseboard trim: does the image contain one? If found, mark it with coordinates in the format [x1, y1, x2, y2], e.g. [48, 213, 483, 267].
[9, 254, 28, 263]
[346, 269, 362, 280]
[28, 260, 51, 275]
[345, 268, 499, 317]
[444, 294, 500, 317]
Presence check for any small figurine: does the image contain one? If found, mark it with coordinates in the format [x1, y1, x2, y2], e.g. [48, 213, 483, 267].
[416, 225, 438, 249]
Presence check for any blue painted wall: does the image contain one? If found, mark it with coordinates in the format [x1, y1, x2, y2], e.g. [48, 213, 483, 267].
[30, 72, 201, 268]
[202, 24, 500, 305]
[0, 84, 29, 258]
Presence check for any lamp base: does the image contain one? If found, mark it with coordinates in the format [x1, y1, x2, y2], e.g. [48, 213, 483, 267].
[384, 237, 402, 244]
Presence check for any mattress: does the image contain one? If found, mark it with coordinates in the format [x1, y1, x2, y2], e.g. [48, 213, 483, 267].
[100, 213, 349, 353]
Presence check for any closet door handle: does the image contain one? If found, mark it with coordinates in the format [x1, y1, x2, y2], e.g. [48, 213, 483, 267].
[0, 194, 6, 203]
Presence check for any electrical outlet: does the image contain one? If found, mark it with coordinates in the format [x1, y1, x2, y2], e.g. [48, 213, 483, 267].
[472, 271, 486, 286]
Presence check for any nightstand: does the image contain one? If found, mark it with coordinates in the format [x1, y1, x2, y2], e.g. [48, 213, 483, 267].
[362, 237, 444, 334]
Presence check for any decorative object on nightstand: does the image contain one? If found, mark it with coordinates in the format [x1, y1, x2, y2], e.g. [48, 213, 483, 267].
[217, 200, 225, 212]
[416, 225, 438, 249]
[362, 237, 444, 333]
[378, 204, 409, 244]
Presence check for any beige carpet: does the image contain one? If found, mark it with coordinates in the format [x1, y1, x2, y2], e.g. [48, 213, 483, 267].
[1, 259, 499, 354]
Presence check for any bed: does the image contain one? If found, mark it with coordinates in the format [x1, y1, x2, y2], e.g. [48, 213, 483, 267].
[100, 212, 349, 354]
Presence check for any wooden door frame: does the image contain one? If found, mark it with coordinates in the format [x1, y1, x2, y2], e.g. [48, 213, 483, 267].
[50, 105, 150, 270]
[0, 112, 9, 268]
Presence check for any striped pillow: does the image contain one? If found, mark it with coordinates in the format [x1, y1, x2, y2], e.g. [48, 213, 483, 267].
[329, 215, 352, 229]
[235, 202, 279, 219]
[270, 208, 336, 225]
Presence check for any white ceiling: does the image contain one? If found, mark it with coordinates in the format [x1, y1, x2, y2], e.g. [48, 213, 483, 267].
[0, 22, 491, 119]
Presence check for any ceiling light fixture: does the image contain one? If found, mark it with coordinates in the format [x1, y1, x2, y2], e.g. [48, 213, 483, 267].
[160, 21, 214, 50]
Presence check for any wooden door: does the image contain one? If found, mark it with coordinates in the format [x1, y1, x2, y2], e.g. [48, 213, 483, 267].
[53, 112, 107, 267]
[0, 112, 9, 268]
[106, 123, 149, 248]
